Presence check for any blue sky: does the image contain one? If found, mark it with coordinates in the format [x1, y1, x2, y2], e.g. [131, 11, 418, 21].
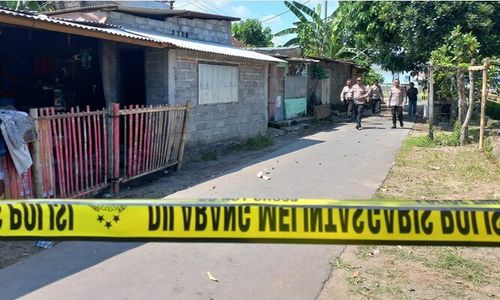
[173, 0, 400, 82]
[174, 0, 338, 46]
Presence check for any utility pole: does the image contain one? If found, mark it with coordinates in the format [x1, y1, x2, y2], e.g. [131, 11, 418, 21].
[324, 1, 328, 21]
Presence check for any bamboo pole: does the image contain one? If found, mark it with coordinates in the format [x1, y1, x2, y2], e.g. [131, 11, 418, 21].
[106, 102, 114, 195]
[176, 101, 191, 170]
[428, 65, 435, 140]
[479, 59, 490, 151]
[29, 109, 43, 198]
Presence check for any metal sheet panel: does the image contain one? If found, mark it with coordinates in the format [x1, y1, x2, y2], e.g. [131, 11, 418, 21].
[121, 28, 286, 63]
[199, 64, 238, 105]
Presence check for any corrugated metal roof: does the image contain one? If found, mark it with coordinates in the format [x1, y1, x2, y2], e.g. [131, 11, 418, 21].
[0, 7, 159, 44]
[0, 7, 284, 63]
[122, 28, 286, 63]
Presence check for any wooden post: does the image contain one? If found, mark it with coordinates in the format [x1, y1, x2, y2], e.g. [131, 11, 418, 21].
[112, 103, 120, 193]
[479, 59, 490, 151]
[428, 65, 434, 140]
[106, 102, 115, 195]
[176, 101, 191, 170]
[29, 108, 43, 198]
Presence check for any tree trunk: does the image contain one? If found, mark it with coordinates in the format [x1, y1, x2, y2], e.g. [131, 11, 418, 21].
[460, 60, 475, 146]
[457, 70, 467, 126]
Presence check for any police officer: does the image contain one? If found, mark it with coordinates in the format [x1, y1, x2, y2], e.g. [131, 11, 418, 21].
[388, 79, 406, 128]
[351, 77, 371, 130]
[369, 79, 384, 116]
[340, 79, 354, 122]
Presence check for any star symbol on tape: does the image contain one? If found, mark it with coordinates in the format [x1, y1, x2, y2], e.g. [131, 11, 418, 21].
[113, 215, 120, 223]
[105, 221, 112, 229]
[97, 215, 104, 223]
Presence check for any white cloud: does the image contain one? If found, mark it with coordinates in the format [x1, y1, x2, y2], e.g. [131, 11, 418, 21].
[231, 5, 251, 19]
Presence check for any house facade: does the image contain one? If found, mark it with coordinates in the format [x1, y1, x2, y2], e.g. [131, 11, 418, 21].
[1, 2, 283, 159]
[254, 46, 365, 122]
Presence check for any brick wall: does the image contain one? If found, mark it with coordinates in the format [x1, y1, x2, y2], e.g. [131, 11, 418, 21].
[172, 50, 269, 159]
[108, 12, 231, 45]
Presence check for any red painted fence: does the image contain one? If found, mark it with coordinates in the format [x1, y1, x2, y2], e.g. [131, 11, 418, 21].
[1, 102, 190, 199]
[32, 107, 108, 198]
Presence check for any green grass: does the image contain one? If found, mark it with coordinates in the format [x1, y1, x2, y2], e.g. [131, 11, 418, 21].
[242, 134, 273, 151]
[428, 249, 488, 284]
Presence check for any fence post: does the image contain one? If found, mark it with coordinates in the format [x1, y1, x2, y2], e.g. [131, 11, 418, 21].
[479, 59, 490, 151]
[176, 101, 191, 170]
[112, 103, 120, 193]
[428, 65, 434, 140]
[29, 108, 43, 198]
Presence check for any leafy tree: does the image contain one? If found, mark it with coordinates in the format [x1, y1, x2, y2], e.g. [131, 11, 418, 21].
[333, 1, 500, 72]
[0, 1, 55, 12]
[232, 19, 274, 48]
[431, 26, 480, 145]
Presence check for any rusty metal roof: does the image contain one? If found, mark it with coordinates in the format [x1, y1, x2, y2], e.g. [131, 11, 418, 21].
[0, 6, 160, 45]
[0, 7, 284, 63]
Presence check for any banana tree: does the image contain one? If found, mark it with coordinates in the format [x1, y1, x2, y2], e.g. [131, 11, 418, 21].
[275, 1, 370, 65]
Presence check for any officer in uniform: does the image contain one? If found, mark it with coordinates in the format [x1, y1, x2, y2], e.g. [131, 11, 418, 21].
[388, 79, 406, 128]
[340, 79, 354, 122]
[351, 77, 371, 130]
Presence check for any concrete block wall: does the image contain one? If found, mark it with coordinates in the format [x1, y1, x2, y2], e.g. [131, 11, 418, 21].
[173, 50, 269, 159]
[108, 12, 231, 44]
[330, 62, 354, 104]
[145, 49, 169, 105]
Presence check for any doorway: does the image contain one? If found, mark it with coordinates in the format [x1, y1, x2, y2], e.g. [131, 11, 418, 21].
[120, 50, 145, 106]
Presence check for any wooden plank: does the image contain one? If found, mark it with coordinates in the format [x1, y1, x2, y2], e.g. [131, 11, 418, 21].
[103, 109, 108, 184]
[76, 107, 84, 192]
[70, 107, 80, 193]
[118, 106, 189, 115]
[54, 114, 66, 197]
[137, 105, 145, 174]
[177, 102, 191, 169]
[112, 104, 120, 193]
[46, 108, 56, 198]
[87, 106, 94, 188]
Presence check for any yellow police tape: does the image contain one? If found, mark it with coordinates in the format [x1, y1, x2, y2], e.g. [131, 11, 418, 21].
[0, 198, 498, 246]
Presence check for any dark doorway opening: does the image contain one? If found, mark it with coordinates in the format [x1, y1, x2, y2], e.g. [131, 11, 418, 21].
[120, 50, 145, 107]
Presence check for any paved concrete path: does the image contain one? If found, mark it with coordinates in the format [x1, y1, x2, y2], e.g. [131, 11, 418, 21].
[0, 116, 412, 300]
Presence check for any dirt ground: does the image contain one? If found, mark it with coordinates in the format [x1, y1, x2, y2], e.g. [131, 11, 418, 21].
[0, 241, 41, 269]
[322, 122, 500, 300]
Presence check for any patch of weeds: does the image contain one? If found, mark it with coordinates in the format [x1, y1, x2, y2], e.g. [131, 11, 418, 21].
[382, 285, 406, 297]
[355, 245, 375, 260]
[243, 134, 273, 151]
[484, 138, 496, 161]
[434, 121, 461, 146]
[432, 248, 487, 284]
[373, 193, 412, 201]
[332, 257, 351, 270]
[200, 151, 218, 161]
